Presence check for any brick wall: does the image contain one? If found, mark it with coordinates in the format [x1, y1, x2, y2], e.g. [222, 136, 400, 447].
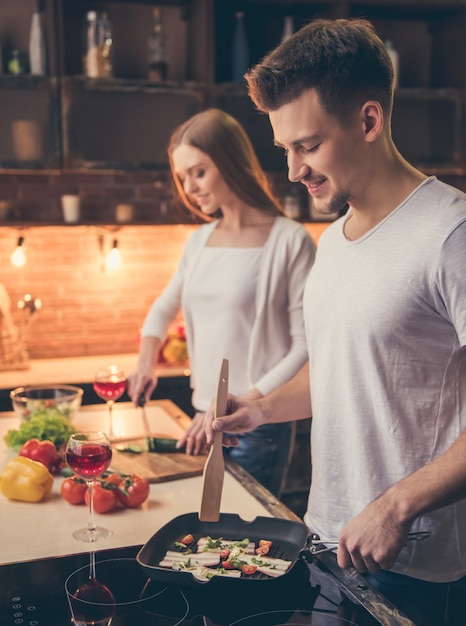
[0, 170, 328, 361]
[1, 223, 197, 358]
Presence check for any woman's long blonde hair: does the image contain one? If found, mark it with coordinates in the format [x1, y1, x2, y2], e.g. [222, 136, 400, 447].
[168, 108, 283, 220]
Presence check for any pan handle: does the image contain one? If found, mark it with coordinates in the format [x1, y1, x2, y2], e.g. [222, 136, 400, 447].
[306, 530, 432, 557]
[298, 534, 317, 564]
[299, 548, 315, 564]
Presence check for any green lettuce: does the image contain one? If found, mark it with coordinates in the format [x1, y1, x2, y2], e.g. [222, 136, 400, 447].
[4, 408, 76, 451]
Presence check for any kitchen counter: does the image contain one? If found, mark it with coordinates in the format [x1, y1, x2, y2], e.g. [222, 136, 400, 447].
[0, 353, 195, 416]
[0, 353, 188, 389]
[0, 401, 299, 566]
[0, 406, 416, 625]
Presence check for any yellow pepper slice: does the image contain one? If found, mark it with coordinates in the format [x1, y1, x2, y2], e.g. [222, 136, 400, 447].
[0, 456, 54, 502]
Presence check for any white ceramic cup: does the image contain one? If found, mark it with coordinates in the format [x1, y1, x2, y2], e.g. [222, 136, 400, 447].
[61, 195, 81, 223]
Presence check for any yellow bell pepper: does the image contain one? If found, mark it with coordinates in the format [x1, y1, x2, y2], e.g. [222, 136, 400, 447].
[0, 456, 54, 502]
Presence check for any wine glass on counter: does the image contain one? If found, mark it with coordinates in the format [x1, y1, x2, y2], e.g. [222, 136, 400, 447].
[65, 432, 113, 542]
[93, 365, 126, 441]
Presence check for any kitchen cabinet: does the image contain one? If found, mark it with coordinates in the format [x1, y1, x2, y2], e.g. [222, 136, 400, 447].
[61, 77, 204, 170]
[213, 0, 466, 174]
[0, 1, 58, 169]
[0, 0, 202, 171]
[2, 0, 466, 220]
[0, 75, 60, 169]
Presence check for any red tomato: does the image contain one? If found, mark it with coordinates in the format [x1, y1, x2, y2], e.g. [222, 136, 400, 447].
[222, 561, 234, 570]
[220, 548, 231, 560]
[115, 475, 150, 508]
[256, 539, 272, 555]
[85, 482, 117, 513]
[241, 564, 257, 575]
[180, 533, 194, 546]
[105, 473, 123, 487]
[61, 476, 87, 505]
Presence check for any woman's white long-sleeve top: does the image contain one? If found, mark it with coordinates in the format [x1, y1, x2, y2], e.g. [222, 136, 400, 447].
[141, 216, 316, 397]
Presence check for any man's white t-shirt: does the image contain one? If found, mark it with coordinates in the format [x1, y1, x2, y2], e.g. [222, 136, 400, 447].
[303, 177, 466, 582]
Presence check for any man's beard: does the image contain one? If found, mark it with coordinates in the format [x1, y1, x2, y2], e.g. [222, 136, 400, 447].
[312, 189, 350, 217]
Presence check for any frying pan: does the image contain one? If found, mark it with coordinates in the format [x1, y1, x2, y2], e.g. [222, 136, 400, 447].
[137, 511, 315, 588]
[136, 512, 431, 589]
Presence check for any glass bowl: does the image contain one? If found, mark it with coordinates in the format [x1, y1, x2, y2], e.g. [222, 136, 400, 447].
[10, 384, 84, 422]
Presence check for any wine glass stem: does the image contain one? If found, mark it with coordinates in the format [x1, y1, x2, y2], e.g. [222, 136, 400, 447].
[89, 550, 97, 580]
[107, 400, 114, 439]
[87, 479, 97, 534]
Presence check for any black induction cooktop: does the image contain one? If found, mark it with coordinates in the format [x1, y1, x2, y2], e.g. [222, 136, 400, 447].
[0, 544, 413, 626]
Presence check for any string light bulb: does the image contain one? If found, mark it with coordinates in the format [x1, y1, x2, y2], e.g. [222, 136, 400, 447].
[105, 239, 121, 270]
[10, 236, 26, 268]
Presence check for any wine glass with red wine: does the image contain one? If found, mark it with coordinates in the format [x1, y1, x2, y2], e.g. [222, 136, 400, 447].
[93, 365, 126, 441]
[65, 432, 113, 542]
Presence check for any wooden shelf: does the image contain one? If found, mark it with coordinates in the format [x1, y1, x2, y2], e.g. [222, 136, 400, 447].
[2, 0, 466, 217]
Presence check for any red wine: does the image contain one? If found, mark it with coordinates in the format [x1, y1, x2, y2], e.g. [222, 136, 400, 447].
[93, 379, 126, 402]
[66, 444, 112, 479]
[71, 580, 115, 626]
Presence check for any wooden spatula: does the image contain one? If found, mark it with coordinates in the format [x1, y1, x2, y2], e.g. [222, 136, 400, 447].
[199, 358, 229, 522]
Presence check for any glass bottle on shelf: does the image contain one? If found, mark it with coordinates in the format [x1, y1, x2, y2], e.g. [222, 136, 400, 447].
[232, 11, 249, 83]
[29, 1, 47, 76]
[147, 7, 168, 82]
[83, 11, 113, 78]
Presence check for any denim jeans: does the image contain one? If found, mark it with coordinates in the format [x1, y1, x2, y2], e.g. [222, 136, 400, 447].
[224, 421, 293, 497]
[364, 569, 466, 625]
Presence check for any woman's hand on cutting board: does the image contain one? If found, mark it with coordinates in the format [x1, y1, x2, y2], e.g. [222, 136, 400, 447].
[177, 412, 209, 455]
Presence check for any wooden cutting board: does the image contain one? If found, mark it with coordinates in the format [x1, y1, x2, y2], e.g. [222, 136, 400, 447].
[103, 400, 208, 483]
[110, 440, 207, 483]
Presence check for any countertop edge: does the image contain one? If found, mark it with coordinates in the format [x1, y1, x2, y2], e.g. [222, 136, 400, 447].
[0, 353, 189, 390]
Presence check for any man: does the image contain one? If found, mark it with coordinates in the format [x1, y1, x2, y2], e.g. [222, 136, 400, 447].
[205, 18, 466, 625]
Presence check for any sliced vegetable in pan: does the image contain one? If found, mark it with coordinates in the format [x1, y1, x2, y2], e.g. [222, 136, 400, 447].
[159, 534, 291, 581]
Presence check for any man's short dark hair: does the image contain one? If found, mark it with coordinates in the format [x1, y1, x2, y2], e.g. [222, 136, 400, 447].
[246, 18, 394, 124]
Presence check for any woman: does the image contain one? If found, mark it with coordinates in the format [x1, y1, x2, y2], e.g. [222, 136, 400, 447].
[127, 108, 315, 497]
